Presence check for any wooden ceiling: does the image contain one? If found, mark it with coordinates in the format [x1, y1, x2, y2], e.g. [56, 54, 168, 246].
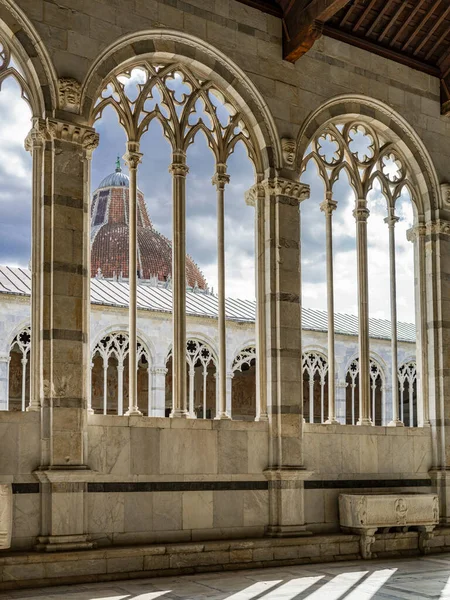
[236, 0, 450, 114]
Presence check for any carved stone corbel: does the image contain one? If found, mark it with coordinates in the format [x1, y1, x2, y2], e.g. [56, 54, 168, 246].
[58, 77, 82, 113]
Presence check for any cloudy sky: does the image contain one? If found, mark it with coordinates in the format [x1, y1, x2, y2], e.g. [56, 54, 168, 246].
[0, 71, 415, 323]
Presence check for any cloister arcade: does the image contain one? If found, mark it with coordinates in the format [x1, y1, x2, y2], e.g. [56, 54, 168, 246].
[7, 324, 417, 425]
[2, 0, 450, 576]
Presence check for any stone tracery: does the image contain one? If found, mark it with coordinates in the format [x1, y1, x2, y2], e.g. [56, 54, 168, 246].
[302, 117, 420, 427]
[91, 60, 260, 422]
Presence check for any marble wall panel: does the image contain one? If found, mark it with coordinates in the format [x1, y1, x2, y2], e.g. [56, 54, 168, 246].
[152, 492, 182, 531]
[217, 430, 248, 474]
[87, 492, 125, 535]
[130, 427, 160, 475]
[123, 492, 153, 533]
[159, 429, 217, 475]
[182, 491, 213, 530]
[213, 490, 244, 529]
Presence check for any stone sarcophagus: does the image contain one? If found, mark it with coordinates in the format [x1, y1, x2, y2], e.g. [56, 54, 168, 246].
[339, 493, 439, 559]
[0, 484, 12, 549]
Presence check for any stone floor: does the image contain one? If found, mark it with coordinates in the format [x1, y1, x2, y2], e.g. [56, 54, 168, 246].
[4, 554, 450, 599]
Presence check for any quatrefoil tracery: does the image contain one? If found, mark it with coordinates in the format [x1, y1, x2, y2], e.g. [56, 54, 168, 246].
[93, 62, 256, 166]
[303, 120, 414, 208]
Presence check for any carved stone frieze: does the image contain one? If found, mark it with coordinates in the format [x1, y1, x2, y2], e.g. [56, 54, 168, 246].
[262, 177, 310, 203]
[58, 77, 82, 113]
[426, 219, 450, 236]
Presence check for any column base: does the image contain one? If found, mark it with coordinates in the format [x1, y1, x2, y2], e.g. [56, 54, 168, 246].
[255, 413, 269, 422]
[26, 403, 40, 412]
[124, 409, 142, 416]
[170, 409, 189, 419]
[87, 408, 95, 415]
[357, 418, 373, 426]
[324, 417, 340, 425]
[36, 535, 94, 552]
[214, 412, 231, 420]
[388, 419, 404, 427]
[265, 525, 312, 538]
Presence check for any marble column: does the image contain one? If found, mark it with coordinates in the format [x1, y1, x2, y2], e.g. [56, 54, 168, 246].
[35, 116, 98, 552]
[21, 357, 28, 412]
[117, 364, 124, 416]
[188, 368, 196, 418]
[151, 367, 167, 417]
[335, 381, 347, 424]
[0, 355, 9, 410]
[169, 152, 189, 418]
[25, 120, 45, 412]
[124, 143, 142, 417]
[103, 359, 108, 415]
[407, 223, 430, 428]
[354, 203, 372, 426]
[226, 371, 233, 417]
[262, 176, 312, 537]
[385, 210, 403, 427]
[245, 183, 268, 422]
[213, 164, 231, 419]
[320, 192, 339, 424]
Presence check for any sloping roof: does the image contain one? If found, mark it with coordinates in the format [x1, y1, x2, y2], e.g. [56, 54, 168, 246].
[0, 265, 416, 343]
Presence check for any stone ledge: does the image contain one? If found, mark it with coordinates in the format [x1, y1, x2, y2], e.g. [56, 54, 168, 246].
[1, 529, 450, 591]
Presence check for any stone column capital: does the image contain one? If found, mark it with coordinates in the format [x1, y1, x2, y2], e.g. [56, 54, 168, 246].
[226, 371, 234, 380]
[262, 177, 310, 203]
[353, 206, 370, 222]
[384, 214, 400, 227]
[212, 163, 230, 189]
[45, 118, 99, 152]
[244, 182, 264, 207]
[406, 224, 426, 242]
[169, 150, 189, 177]
[320, 196, 338, 216]
[123, 142, 142, 170]
[152, 367, 168, 376]
[24, 118, 48, 153]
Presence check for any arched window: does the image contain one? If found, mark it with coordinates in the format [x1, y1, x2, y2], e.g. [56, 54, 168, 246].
[345, 357, 385, 426]
[398, 361, 417, 427]
[166, 339, 217, 419]
[232, 346, 256, 421]
[9, 326, 31, 412]
[301, 117, 419, 426]
[302, 352, 328, 423]
[90, 60, 260, 421]
[91, 332, 151, 416]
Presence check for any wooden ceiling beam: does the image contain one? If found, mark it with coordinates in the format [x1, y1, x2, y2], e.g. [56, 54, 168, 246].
[390, 0, 427, 47]
[284, 0, 352, 61]
[353, 0, 378, 33]
[414, 5, 450, 57]
[323, 24, 441, 76]
[425, 23, 450, 61]
[378, 0, 407, 42]
[366, 0, 395, 38]
[402, 0, 441, 52]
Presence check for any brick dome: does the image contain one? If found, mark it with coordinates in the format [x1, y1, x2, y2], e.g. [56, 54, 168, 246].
[90, 161, 207, 289]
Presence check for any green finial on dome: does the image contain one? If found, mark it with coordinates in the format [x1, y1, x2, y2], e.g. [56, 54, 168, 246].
[115, 155, 121, 172]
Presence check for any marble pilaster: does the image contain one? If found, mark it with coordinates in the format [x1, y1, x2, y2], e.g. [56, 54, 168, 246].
[261, 175, 312, 536]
